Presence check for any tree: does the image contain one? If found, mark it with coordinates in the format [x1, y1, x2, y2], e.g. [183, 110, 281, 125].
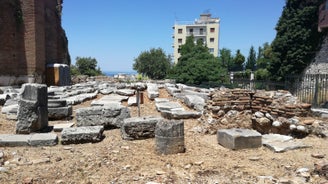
[255, 43, 272, 80]
[256, 43, 271, 69]
[245, 46, 256, 71]
[70, 64, 80, 76]
[218, 48, 233, 70]
[133, 48, 171, 80]
[232, 49, 245, 71]
[269, 0, 324, 81]
[170, 36, 228, 85]
[73, 57, 102, 76]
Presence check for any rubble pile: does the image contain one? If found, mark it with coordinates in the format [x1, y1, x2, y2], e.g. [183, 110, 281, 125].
[252, 90, 311, 118]
[201, 88, 314, 135]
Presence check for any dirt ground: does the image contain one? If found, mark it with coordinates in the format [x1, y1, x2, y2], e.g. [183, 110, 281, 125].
[0, 89, 327, 184]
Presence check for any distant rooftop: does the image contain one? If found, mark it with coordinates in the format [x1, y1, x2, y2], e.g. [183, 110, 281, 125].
[174, 13, 220, 25]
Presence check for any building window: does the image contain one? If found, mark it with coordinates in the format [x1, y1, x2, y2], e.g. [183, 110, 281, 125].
[178, 48, 181, 53]
[209, 48, 214, 53]
[210, 28, 215, 33]
[178, 39, 183, 44]
[178, 29, 183, 34]
[210, 38, 215, 42]
[200, 28, 204, 35]
[189, 28, 193, 35]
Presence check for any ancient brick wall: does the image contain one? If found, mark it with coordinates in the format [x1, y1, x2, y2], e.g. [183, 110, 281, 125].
[207, 89, 312, 119]
[0, 0, 26, 76]
[0, 0, 70, 85]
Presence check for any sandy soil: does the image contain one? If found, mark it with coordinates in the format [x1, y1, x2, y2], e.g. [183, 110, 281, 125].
[0, 89, 327, 184]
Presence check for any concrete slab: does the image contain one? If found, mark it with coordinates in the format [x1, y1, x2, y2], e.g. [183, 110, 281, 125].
[262, 134, 311, 153]
[217, 128, 262, 150]
[262, 134, 293, 144]
[263, 140, 311, 153]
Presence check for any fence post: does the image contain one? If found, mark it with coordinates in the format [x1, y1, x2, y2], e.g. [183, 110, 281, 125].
[313, 74, 319, 107]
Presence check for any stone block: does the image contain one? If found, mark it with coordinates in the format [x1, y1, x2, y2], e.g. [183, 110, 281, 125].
[155, 119, 185, 155]
[16, 99, 48, 134]
[161, 110, 202, 119]
[16, 83, 48, 134]
[121, 116, 163, 140]
[0, 133, 58, 147]
[116, 89, 135, 96]
[147, 83, 159, 100]
[155, 101, 183, 112]
[166, 87, 181, 96]
[1, 104, 18, 114]
[65, 91, 98, 105]
[48, 99, 67, 108]
[48, 106, 72, 120]
[61, 126, 104, 145]
[28, 133, 58, 146]
[0, 134, 29, 147]
[217, 128, 262, 150]
[262, 134, 310, 153]
[76, 104, 131, 128]
[184, 95, 206, 111]
[127, 97, 137, 106]
[20, 83, 48, 106]
[91, 94, 128, 106]
[154, 98, 170, 103]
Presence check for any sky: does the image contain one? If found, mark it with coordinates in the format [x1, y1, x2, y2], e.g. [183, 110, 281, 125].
[62, 0, 285, 72]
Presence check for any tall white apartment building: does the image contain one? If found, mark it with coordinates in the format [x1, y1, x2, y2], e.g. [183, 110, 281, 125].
[172, 13, 220, 63]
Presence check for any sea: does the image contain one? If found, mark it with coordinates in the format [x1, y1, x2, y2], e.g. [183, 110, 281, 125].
[103, 71, 137, 77]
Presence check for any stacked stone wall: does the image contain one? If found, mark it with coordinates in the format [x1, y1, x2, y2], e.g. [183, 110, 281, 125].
[207, 89, 312, 119]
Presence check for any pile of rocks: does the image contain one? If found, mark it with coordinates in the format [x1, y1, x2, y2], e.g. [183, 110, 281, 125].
[207, 89, 252, 118]
[252, 90, 311, 118]
[201, 88, 315, 135]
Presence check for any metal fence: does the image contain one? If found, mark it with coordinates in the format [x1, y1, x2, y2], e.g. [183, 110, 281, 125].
[228, 74, 328, 108]
[230, 79, 285, 91]
[286, 74, 328, 108]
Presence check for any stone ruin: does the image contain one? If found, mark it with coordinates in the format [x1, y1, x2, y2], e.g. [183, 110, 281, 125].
[200, 88, 325, 137]
[16, 83, 48, 134]
[0, 81, 327, 157]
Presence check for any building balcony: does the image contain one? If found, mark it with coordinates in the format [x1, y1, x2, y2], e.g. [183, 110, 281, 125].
[186, 32, 207, 36]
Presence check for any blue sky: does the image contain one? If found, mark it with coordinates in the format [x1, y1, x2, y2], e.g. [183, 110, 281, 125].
[62, 0, 285, 72]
